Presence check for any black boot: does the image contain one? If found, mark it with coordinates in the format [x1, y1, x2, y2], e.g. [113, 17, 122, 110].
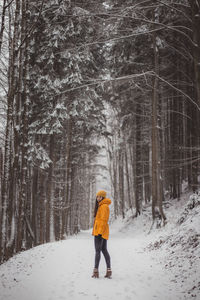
[92, 268, 99, 278]
[104, 268, 112, 278]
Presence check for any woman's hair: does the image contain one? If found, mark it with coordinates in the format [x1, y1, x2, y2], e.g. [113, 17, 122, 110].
[94, 198, 98, 218]
[94, 197, 104, 218]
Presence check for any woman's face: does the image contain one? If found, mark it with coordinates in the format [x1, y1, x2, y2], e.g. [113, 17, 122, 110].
[97, 196, 103, 202]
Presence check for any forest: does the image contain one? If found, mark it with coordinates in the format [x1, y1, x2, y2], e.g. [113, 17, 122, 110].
[0, 0, 200, 264]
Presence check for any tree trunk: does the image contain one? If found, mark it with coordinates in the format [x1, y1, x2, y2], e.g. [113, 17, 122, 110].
[151, 11, 166, 223]
[189, 0, 200, 106]
[135, 103, 142, 216]
[61, 118, 72, 238]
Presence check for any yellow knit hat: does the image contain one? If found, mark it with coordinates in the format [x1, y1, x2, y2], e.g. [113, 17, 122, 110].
[96, 190, 106, 198]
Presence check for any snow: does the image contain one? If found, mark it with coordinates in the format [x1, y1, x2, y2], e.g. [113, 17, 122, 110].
[0, 193, 200, 300]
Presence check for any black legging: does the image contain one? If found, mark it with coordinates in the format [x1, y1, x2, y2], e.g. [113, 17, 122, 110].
[94, 235, 111, 269]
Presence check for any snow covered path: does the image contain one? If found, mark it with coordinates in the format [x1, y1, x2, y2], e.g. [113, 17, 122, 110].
[0, 228, 185, 300]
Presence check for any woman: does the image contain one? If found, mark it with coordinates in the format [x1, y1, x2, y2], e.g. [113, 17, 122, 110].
[92, 190, 112, 278]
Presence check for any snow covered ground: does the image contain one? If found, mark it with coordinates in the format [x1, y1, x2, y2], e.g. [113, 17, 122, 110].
[0, 193, 200, 300]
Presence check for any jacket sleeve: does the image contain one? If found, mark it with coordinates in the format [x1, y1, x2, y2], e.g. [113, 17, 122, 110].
[98, 205, 109, 235]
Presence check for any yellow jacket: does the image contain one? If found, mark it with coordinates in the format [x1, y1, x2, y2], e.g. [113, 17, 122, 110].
[92, 198, 111, 240]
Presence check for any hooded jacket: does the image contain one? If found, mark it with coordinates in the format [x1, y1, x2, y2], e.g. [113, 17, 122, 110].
[92, 198, 111, 240]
